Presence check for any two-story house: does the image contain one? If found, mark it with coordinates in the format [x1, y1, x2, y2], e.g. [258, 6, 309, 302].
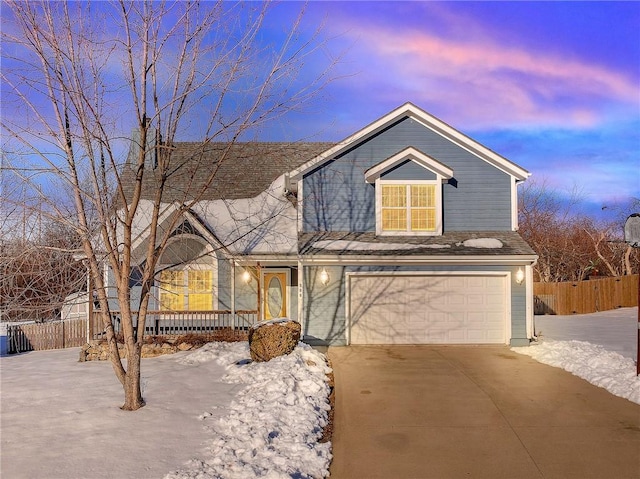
[105, 102, 537, 346]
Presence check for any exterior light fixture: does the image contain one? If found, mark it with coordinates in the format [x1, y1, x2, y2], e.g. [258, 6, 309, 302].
[319, 268, 330, 286]
[242, 269, 252, 284]
[515, 268, 525, 285]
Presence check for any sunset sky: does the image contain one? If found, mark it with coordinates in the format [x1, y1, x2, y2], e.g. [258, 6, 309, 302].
[269, 1, 639, 215]
[2, 1, 638, 217]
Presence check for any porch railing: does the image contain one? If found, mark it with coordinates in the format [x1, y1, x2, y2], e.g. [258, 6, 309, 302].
[90, 310, 259, 339]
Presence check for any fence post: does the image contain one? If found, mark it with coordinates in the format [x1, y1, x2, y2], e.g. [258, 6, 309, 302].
[0, 323, 7, 356]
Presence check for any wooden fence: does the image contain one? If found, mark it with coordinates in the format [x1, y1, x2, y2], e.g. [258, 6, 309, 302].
[6, 318, 88, 354]
[534, 274, 639, 315]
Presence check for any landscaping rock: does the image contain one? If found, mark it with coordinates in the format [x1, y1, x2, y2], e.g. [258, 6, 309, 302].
[248, 319, 301, 362]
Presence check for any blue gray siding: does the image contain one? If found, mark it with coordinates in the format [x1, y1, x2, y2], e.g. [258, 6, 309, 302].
[217, 259, 233, 310]
[302, 117, 513, 233]
[380, 160, 437, 180]
[302, 264, 527, 346]
[303, 265, 347, 345]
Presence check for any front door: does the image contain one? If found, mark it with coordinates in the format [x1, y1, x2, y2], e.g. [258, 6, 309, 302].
[263, 271, 287, 320]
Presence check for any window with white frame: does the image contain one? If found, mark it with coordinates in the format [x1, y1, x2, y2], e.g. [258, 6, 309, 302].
[377, 180, 441, 235]
[159, 268, 214, 311]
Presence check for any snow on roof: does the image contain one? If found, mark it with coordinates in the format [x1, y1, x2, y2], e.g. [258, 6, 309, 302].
[458, 238, 503, 249]
[311, 240, 451, 251]
[191, 174, 298, 255]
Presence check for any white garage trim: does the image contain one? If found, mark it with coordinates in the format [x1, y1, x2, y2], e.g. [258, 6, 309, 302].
[345, 271, 512, 345]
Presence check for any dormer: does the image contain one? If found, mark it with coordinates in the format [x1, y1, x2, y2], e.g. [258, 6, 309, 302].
[365, 147, 453, 236]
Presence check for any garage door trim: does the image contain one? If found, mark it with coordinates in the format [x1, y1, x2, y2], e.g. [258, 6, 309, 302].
[345, 271, 512, 345]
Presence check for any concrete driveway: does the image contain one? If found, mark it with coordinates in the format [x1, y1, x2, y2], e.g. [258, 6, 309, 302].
[327, 345, 640, 479]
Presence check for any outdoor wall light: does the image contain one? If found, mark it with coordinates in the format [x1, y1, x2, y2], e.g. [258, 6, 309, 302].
[319, 268, 330, 286]
[242, 269, 252, 284]
[515, 267, 525, 285]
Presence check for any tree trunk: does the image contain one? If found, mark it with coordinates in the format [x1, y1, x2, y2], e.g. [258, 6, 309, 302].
[121, 343, 145, 411]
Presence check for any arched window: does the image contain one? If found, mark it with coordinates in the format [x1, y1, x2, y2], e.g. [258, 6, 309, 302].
[157, 235, 217, 311]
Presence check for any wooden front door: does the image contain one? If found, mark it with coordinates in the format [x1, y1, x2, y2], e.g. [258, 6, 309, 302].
[263, 271, 287, 320]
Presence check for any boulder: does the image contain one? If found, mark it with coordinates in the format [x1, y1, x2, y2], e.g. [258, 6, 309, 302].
[248, 319, 301, 362]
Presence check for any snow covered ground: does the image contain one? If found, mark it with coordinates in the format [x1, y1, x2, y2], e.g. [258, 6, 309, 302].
[513, 307, 640, 405]
[2, 308, 638, 478]
[534, 307, 638, 359]
[0, 342, 332, 479]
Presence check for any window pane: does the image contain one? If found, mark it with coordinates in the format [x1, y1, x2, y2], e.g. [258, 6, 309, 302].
[189, 294, 212, 311]
[188, 270, 213, 311]
[411, 184, 435, 207]
[159, 271, 184, 311]
[382, 185, 406, 207]
[382, 208, 407, 231]
[411, 208, 436, 231]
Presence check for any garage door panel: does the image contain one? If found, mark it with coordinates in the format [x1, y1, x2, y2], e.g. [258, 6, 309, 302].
[350, 274, 507, 345]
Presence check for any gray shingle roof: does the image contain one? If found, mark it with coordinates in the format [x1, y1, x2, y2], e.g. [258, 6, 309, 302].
[122, 142, 333, 202]
[298, 231, 537, 257]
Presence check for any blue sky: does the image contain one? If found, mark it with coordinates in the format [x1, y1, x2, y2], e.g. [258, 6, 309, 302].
[265, 1, 640, 215]
[2, 1, 638, 218]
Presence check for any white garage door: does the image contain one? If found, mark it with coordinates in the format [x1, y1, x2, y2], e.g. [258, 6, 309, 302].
[349, 274, 507, 344]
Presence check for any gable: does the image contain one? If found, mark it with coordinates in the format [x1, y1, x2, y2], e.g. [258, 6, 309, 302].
[288, 102, 530, 186]
[364, 147, 453, 183]
[300, 115, 516, 233]
[381, 160, 436, 180]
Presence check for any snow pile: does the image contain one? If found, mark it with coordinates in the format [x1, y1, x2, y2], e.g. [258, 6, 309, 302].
[312, 240, 450, 250]
[168, 341, 333, 479]
[250, 317, 299, 330]
[513, 340, 640, 404]
[458, 238, 503, 248]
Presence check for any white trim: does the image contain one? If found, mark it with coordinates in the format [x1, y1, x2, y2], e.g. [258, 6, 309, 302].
[299, 255, 538, 266]
[230, 261, 236, 321]
[345, 270, 511, 345]
[364, 147, 454, 183]
[375, 179, 443, 236]
[130, 204, 225, 265]
[288, 102, 530, 184]
[297, 178, 304, 233]
[297, 260, 304, 336]
[511, 180, 519, 231]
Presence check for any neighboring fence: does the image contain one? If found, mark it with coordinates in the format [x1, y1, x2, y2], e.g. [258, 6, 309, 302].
[534, 274, 639, 315]
[6, 318, 88, 354]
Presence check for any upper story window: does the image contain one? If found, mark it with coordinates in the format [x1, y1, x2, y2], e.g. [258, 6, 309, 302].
[377, 180, 441, 235]
[381, 183, 436, 232]
[365, 147, 453, 237]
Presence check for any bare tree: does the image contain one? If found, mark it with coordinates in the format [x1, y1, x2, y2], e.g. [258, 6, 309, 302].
[2, 0, 333, 410]
[519, 179, 639, 282]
